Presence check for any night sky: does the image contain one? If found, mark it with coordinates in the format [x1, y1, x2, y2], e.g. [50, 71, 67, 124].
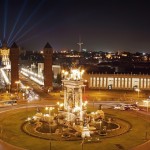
[0, 0, 150, 52]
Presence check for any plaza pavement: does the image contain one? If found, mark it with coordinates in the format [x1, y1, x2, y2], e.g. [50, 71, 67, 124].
[131, 140, 150, 150]
[0, 96, 150, 150]
[0, 139, 25, 150]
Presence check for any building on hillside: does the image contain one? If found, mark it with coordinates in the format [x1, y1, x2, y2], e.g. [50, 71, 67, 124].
[0, 40, 10, 67]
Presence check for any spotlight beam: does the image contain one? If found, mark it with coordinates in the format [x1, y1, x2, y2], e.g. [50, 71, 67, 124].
[15, 11, 55, 42]
[9, 0, 46, 45]
[7, 0, 28, 45]
[3, 0, 8, 40]
[18, 27, 55, 45]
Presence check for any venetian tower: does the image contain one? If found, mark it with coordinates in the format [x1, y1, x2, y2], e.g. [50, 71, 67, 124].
[10, 42, 19, 91]
[43, 43, 53, 91]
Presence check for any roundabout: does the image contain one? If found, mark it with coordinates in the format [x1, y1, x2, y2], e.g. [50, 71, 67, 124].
[0, 105, 150, 150]
[21, 107, 131, 141]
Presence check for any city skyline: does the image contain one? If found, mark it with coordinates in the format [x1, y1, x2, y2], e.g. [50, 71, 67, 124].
[0, 0, 150, 52]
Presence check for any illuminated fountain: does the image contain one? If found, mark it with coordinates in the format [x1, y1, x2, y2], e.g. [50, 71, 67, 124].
[61, 67, 92, 138]
[22, 67, 131, 141]
[62, 68, 85, 121]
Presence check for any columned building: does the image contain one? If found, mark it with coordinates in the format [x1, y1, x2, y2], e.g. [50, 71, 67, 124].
[83, 73, 150, 90]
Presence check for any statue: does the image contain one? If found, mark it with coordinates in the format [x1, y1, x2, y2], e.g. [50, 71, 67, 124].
[98, 104, 102, 110]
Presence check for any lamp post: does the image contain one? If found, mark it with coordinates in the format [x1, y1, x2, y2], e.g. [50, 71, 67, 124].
[81, 137, 84, 150]
[8, 83, 10, 94]
[57, 102, 64, 111]
[23, 86, 30, 118]
[135, 88, 140, 98]
[45, 106, 54, 150]
[99, 120, 102, 134]
[15, 81, 20, 98]
[143, 99, 150, 112]
[24, 86, 29, 100]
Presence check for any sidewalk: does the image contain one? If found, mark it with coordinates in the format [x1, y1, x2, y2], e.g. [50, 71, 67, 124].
[131, 140, 150, 150]
[131, 109, 150, 150]
[0, 139, 25, 150]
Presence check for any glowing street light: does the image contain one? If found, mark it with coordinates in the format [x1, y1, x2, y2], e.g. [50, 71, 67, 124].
[57, 102, 64, 111]
[45, 106, 54, 115]
[143, 99, 150, 112]
[82, 101, 88, 110]
[61, 70, 69, 79]
[24, 86, 29, 98]
[64, 71, 68, 78]
[135, 88, 140, 98]
[15, 80, 20, 96]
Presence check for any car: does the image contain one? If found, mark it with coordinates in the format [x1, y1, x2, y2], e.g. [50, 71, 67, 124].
[114, 104, 122, 109]
[131, 104, 138, 107]
[114, 104, 125, 110]
[130, 106, 140, 111]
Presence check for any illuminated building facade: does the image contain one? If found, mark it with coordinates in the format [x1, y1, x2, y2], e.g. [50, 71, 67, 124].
[83, 73, 150, 90]
[38, 63, 61, 79]
[0, 40, 10, 66]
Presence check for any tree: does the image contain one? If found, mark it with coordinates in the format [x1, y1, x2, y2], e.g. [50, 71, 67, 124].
[56, 73, 62, 84]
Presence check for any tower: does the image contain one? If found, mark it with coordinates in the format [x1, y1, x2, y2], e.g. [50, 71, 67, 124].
[43, 42, 53, 91]
[10, 42, 19, 91]
[77, 36, 83, 52]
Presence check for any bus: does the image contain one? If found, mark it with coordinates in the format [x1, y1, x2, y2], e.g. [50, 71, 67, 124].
[0, 100, 17, 107]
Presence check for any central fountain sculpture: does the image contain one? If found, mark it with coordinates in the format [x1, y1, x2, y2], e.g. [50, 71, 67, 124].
[62, 68, 85, 121]
[61, 67, 91, 138]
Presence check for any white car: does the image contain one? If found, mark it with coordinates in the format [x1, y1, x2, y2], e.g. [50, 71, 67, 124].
[114, 105, 122, 109]
[114, 104, 125, 110]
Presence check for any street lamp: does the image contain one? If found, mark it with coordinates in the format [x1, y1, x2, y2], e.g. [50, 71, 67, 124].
[8, 83, 10, 94]
[15, 80, 20, 98]
[45, 106, 54, 150]
[143, 99, 150, 112]
[57, 102, 64, 111]
[81, 137, 85, 150]
[135, 88, 140, 98]
[23, 86, 30, 100]
[99, 119, 102, 134]
[23, 86, 30, 118]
